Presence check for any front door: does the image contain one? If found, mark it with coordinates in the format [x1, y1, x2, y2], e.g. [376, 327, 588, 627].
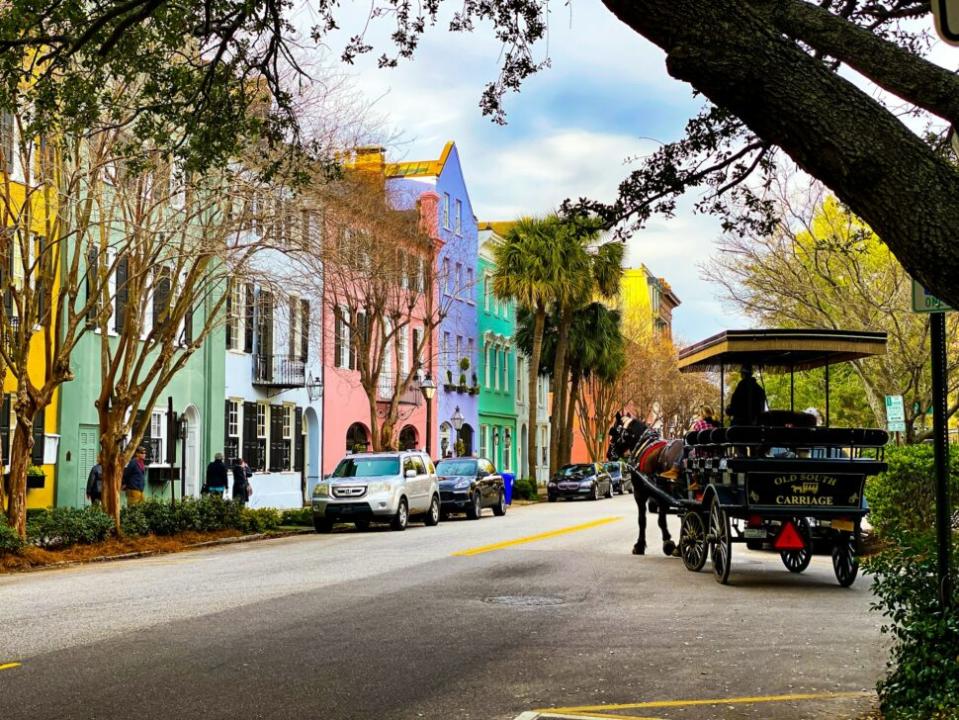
[78, 424, 99, 507]
[184, 420, 199, 497]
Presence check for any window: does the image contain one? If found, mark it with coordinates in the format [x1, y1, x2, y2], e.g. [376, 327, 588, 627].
[479, 424, 488, 458]
[455, 199, 462, 234]
[152, 266, 172, 333]
[443, 258, 451, 293]
[150, 410, 165, 464]
[226, 279, 242, 350]
[493, 345, 500, 391]
[484, 344, 491, 388]
[483, 273, 490, 312]
[466, 268, 474, 303]
[412, 455, 427, 475]
[334, 307, 350, 369]
[467, 338, 474, 372]
[455, 336, 462, 372]
[516, 356, 522, 400]
[416, 257, 425, 293]
[442, 193, 450, 228]
[412, 327, 422, 368]
[503, 433, 511, 471]
[228, 400, 239, 437]
[282, 405, 293, 439]
[502, 349, 509, 391]
[379, 319, 393, 397]
[399, 326, 409, 377]
[455, 262, 462, 295]
[442, 332, 451, 378]
[256, 403, 267, 438]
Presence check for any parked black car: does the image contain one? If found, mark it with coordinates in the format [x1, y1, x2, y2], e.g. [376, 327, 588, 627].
[547, 463, 613, 502]
[435, 457, 507, 519]
[604, 461, 632, 494]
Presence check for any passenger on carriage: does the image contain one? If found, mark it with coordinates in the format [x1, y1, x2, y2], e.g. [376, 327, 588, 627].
[691, 406, 719, 432]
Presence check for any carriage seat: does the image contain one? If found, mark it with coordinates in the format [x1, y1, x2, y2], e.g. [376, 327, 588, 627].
[684, 426, 888, 450]
[757, 409, 817, 427]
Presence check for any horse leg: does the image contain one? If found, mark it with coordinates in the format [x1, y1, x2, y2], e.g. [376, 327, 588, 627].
[633, 482, 647, 555]
[659, 506, 676, 556]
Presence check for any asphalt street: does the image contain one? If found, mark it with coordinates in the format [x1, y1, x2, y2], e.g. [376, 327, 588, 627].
[0, 495, 885, 719]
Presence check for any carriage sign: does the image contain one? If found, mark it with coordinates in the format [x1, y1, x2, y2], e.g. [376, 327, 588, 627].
[932, 0, 959, 45]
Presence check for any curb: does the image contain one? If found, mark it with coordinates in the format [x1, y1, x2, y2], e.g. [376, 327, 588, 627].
[5, 527, 315, 574]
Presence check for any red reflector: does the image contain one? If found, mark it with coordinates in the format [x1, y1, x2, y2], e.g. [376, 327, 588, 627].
[774, 521, 806, 551]
[748, 514, 763, 528]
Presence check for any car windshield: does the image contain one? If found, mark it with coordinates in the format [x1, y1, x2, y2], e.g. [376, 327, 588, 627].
[559, 464, 593, 476]
[604, 463, 621, 477]
[436, 459, 477, 475]
[332, 457, 400, 478]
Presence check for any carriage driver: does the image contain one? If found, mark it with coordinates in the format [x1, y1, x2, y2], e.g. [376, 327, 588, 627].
[726, 364, 766, 426]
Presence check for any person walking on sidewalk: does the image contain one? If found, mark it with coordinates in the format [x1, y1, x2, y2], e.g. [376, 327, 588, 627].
[121, 446, 147, 505]
[203, 452, 228, 497]
[86, 457, 103, 506]
[231, 457, 252, 505]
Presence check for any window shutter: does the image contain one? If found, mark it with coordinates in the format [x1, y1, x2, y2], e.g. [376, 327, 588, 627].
[86, 248, 99, 325]
[31, 407, 44, 466]
[242, 401, 258, 468]
[294, 407, 304, 472]
[300, 299, 309, 362]
[288, 297, 296, 358]
[0, 393, 9, 463]
[152, 267, 171, 333]
[333, 307, 342, 369]
[269, 404, 284, 472]
[182, 302, 193, 344]
[225, 278, 233, 349]
[244, 283, 254, 353]
[114, 254, 128, 332]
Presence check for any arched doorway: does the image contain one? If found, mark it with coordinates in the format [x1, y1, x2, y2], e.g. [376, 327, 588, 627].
[346, 422, 370, 453]
[459, 423, 474, 456]
[520, 424, 528, 479]
[398, 425, 418, 450]
[305, 407, 320, 498]
[183, 405, 201, 497]
[439, 422, 452, 458]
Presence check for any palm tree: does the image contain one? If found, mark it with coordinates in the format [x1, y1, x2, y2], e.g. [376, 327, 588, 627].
[548, 222, 623, 473]
[491, 216, 565, 484]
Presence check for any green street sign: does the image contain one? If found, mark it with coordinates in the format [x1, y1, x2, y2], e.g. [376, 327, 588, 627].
[912, 279, 953, 313]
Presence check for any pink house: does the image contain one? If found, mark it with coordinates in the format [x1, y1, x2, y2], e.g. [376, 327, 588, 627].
[321, 156, 442, 474]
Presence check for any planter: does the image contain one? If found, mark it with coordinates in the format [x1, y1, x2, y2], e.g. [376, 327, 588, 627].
[468, 386, 480, 396]
[443, 383, 457, 392]
[26, 473, 46, 489]
[457, 385, 468, 393]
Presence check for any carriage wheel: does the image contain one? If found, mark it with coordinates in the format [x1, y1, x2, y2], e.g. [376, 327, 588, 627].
[680, 511, 708, 572]
[832, 531, 859, 587]
[709, 498, 732, 585]
[780, 517, 812, 574]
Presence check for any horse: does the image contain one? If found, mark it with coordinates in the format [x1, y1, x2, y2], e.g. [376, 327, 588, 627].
[607, 415, 676, 556]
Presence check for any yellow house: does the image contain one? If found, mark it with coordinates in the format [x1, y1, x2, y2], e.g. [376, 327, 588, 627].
[1, 114, 60, 510]
[617, 265, 681, 343]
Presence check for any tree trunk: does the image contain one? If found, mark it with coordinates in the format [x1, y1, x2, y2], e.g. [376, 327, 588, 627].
[366, 391, 382, 451]
[6, 414, 33, 539]
[527, 307, 546, 484]
[549, 307, 573, 476]
[99, 433, 124, 530]
[601, 0, 959, 310]
[563, 370, 581, 464]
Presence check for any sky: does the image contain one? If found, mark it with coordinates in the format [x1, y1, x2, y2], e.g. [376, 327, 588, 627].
[304, 1, 757, 343]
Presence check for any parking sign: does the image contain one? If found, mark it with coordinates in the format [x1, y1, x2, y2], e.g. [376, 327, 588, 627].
[886, 395, 906, 433]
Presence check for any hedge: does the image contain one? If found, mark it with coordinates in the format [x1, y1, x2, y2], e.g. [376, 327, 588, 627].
[510, 477, 540, 501]
[0, 515, 23, 554]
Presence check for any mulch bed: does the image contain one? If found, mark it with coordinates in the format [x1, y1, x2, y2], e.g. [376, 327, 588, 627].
[0, 529, 243, 573]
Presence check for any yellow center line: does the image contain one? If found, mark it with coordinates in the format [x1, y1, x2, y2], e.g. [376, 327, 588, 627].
[0, 662, 22, 672]
[452, 517, 622, 556]
[541, 690, 872, 713]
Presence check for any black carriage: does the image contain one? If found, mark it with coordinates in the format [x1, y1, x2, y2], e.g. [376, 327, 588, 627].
[638, 329, 889, 586]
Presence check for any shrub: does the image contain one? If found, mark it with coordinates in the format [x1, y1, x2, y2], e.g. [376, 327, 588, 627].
[864, 531, 959, 719]
[120, 504, 151, 536]
[139, 500, 180, 536]
[865, 444, 959, 537]
[511, 477, 539, 501]
[27, 506, 114, 549]
[280, 507, 313, 526]
[240, 507, 281, 533]
[0, 516, 23, 554]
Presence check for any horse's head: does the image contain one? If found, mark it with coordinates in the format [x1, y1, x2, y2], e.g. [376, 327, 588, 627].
[607, 415, 650, 461]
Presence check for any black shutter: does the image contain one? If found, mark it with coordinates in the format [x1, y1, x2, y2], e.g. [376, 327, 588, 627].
[242, 401, 258, 469]
[349, 312, 358, 371]
[183, 302, 193, 344]
[114, 254, 128, 332]
[288, 297, 296, 358]
[31, 407, 44, 466]
[0, 393, 9, 462]
[243, 283, 254, 353]
[35, 235, 46, 324]
[269, 405, 284, 471]
[86, 248, 98, 325]
[333, 307, 342, 369]
[225, 278, 233, 348]
[300, 299, 309, 362]
[294, 407, 304, 472]
[152, 268, 171, 333]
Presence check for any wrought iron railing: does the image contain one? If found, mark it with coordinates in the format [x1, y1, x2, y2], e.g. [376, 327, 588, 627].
[253, 354, 307, 387]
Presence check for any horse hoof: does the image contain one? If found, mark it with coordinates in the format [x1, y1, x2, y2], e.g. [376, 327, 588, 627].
[663, 540, 676, 556]
[632, 544, 645, 556]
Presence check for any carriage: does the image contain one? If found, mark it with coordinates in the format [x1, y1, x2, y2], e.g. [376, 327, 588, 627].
[629, 329, 889, 586]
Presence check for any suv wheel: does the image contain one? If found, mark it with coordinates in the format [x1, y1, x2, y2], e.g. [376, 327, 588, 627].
[424, 494, 440, 526]
[493, 490, 507, 516]
[466, 492, 482, 520]
[391, 498, 409, 531]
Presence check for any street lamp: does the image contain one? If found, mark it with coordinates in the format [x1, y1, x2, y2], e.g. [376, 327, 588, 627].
[452, 406, 464, 456]
[419, 373, 436, 457]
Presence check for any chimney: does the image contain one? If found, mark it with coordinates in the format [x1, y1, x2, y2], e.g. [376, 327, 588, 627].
[418, 191, 440, 240]
[353, 146, 386, 173]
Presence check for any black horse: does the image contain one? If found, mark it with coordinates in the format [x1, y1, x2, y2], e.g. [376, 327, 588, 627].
[607, 415, 675, 556]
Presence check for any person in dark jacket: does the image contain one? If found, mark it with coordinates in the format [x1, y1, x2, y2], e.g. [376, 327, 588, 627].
[86, 457, 103, 505]
[231, 457, 252, 504]
[726, 365, 767, 426]
[203, 452, 229, 496]
[121, 446, 147, 505]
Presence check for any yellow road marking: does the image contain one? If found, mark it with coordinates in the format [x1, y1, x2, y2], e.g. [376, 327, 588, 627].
[540, 690, 871, 713]
[0, 662, 22, 672]
[452, 517, 622, 556]
[552, 712, 662, 720]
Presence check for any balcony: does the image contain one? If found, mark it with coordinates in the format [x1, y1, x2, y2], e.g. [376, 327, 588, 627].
[253, 354, 307, 388]
[376, 374, 423, 406]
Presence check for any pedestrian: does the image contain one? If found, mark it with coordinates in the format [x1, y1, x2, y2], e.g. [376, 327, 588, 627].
[121, 446, 147, 506]
[203, 452, 228, 497]
[86, 456, 103, 506]
[231, 457, 252, 505]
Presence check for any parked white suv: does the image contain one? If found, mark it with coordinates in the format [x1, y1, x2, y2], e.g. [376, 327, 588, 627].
[312, 451, 440, 533]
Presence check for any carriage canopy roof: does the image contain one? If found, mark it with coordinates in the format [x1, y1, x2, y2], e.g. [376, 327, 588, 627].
[677, 329, 887, 373]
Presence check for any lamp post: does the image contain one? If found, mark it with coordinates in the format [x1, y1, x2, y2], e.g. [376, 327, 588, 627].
[452, 406, 464, 456]
[419, 373, 436, 457]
